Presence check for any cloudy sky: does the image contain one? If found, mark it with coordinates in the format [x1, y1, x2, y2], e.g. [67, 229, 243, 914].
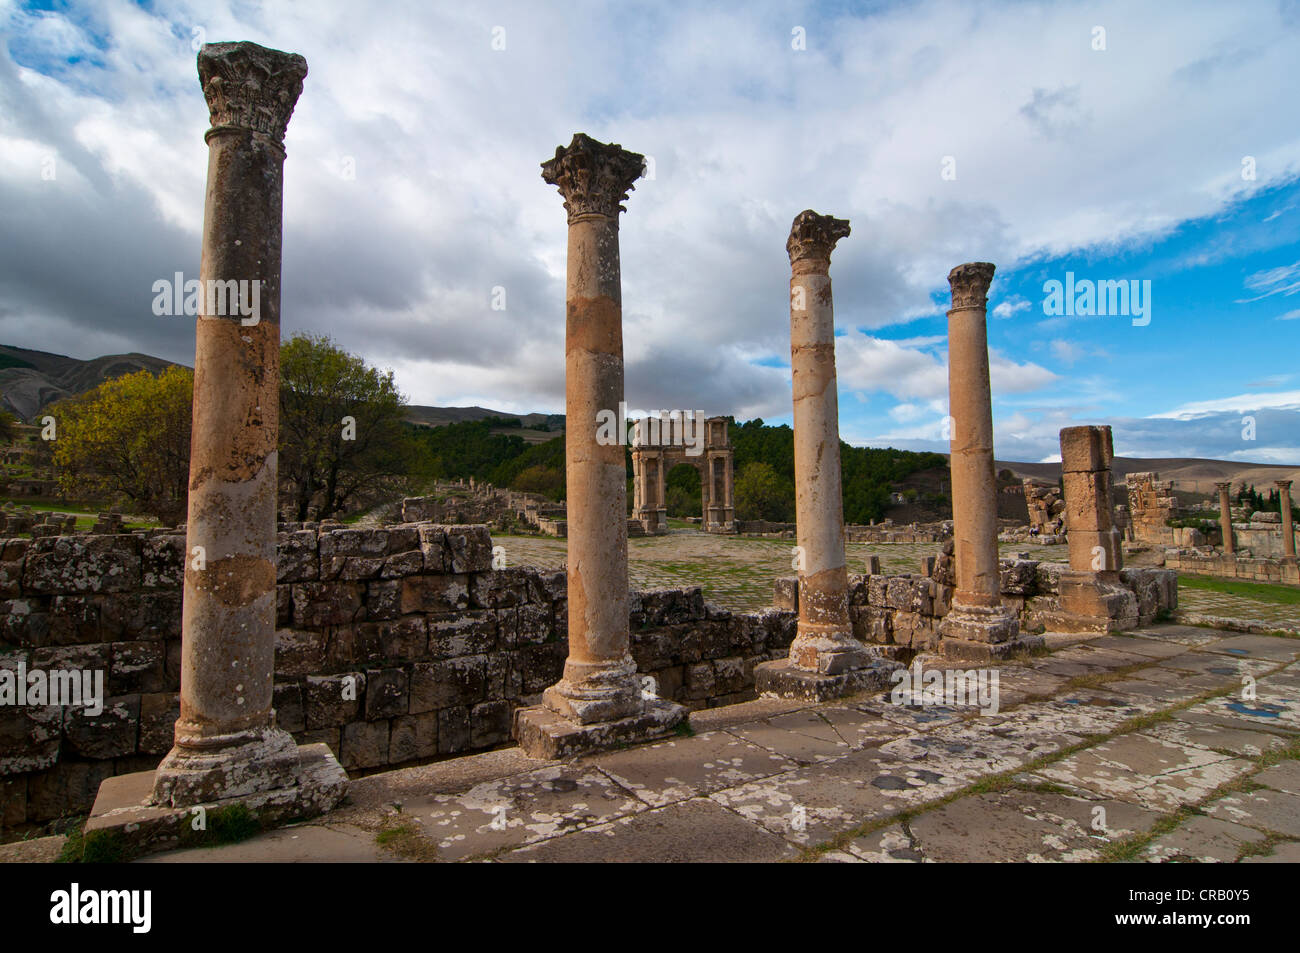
[2, 0, 1299, 464]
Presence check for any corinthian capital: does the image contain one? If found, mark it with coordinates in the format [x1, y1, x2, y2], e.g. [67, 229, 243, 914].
[786, 210, 850, 264]
[198, 41, 308, 143]
[541, 133, 644, 221]
[947, 262, 996, 310]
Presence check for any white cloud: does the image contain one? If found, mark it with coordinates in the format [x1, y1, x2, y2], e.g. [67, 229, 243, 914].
[0, 0, 1297, 450]
[1149, 391, 1300, 420]
[993, 297, 1031, 318]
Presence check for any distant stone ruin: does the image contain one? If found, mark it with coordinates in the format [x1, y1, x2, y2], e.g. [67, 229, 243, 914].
[632, 415, 735, 534]
[1022, 479, 1064, 535]
[1126, 471, 1180, 545]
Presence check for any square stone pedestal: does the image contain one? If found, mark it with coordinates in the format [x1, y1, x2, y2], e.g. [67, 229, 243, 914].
[939, 634, 1046, 661]
[1040, 570, 1140, 634]
[754, 657, 902, 703]
[938, 602, 1044, 661]
[79, 743, 346, 861]
[513, 697, 689, 760]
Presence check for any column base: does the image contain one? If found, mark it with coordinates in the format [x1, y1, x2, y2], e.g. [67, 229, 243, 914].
[82, 742, 347, 860]
[541, 661, 647, 725]
[1043, 570, 1140, 633]
[939, 634, 1046, 662]
[512, 696, 689, 760]
[754, 656, 902, 703]
[788, 629, 877, 675]
[151, 724, 303, 806]
[937, 600, 1020, 644]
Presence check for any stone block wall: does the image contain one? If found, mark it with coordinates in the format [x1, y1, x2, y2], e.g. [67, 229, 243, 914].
[1164, 551, 1299, 586]
[734, 520, 951, 543]
[775, 543, 1177, 652]
[0, 523, 796, 834]
[1126, 471, 1180, 545]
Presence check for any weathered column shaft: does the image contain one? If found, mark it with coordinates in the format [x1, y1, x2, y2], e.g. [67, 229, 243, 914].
[543, 134, 642, 724]
[1277, 481, 1295, 559]
[1217, 482, 1235, 555]
[785, 210, 864, 673]
[947, 264, 1002, 608]
[154, 41, 308, 805]
[1060, 425, 1122, 575]
[937, 262, 1021, 653]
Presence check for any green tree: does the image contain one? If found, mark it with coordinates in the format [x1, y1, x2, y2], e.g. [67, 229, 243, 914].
[49, 367, 193, 524]
[734, 461, 794, 522]
[279, 333, 420, 521]
[511, 464, 564, 499]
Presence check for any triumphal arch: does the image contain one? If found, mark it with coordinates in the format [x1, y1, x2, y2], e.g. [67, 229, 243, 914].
[631, 414, 735, 534]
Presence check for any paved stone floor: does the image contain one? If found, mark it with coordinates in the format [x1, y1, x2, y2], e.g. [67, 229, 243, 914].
[63, 623, 1294, 864]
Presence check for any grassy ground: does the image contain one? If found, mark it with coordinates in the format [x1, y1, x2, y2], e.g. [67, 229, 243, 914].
[0, 497, 159, 533]
[1177, 574, 1300, 606]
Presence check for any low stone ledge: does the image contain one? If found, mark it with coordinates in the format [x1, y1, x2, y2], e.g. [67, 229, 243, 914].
[754, 657, 902, 703]
[78, 743, 345, 861]
[511, 698, 688, 760]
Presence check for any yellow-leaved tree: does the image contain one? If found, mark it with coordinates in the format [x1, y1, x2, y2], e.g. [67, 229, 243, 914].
[50, 366, 193, 525]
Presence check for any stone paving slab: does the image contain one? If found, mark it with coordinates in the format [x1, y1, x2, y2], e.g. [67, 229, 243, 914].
[817, 705, 913, 749]
[1092, 676, 1204, 705]
[1155, 652, 1277, 679]
[1028, 734, 1252, 812]
[1242, 841, 1300, 862]
[842, 824, 926, 862]
[0, 835, 65, 863]
[728, 711, 858, 762]
[1205, 789, 1300, 837]
[1137, 719, 1293, 757]
[392, 763, 647, 861]
[1252, 758, 1300, 795]
[1198, 634, 1300, 662]
[588, 730, 797, 807]
[135, 822, 402, 863]
[708, 746, 947, 846]
[1049, 644, 1155, 669]
[906, 788, 1159, 862]
[497, 797, 800, 863]
[1088, 634, 1198, 659]
[1018, 694, 1153, 738]
[986, 667, 1072, 709]
[1142, 816, 1266, 863]
[865, 699, 966, 732]
[1182, 693, 1300, 733]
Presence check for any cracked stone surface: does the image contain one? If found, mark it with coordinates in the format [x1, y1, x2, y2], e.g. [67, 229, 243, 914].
[14, 622, 1296, 865]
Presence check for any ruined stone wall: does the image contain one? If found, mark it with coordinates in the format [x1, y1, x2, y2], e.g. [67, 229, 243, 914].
[774, 544, 1177, 652]
[1022, 480, 1064, 533]
[1126, 472, 1179, 545]
[844, 522, 951, 544]
[1164, 551, 1300, 586]
[0, 524, 795, 834]
[1233, 515, 1300, 559]
[734, 520, 951, 543]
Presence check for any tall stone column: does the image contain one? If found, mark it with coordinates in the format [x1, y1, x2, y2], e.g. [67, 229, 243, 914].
[1275, 480, 1295, 560]
[82, 44, 347, 840]
[513, 134, 685, 759]
[938, 263, 1030, 659]
[1217, 481, 1235, 556]
[756, 211, 897, 701]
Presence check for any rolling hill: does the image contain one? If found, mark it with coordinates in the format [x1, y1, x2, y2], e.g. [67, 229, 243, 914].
[0, 345, 183, 420]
